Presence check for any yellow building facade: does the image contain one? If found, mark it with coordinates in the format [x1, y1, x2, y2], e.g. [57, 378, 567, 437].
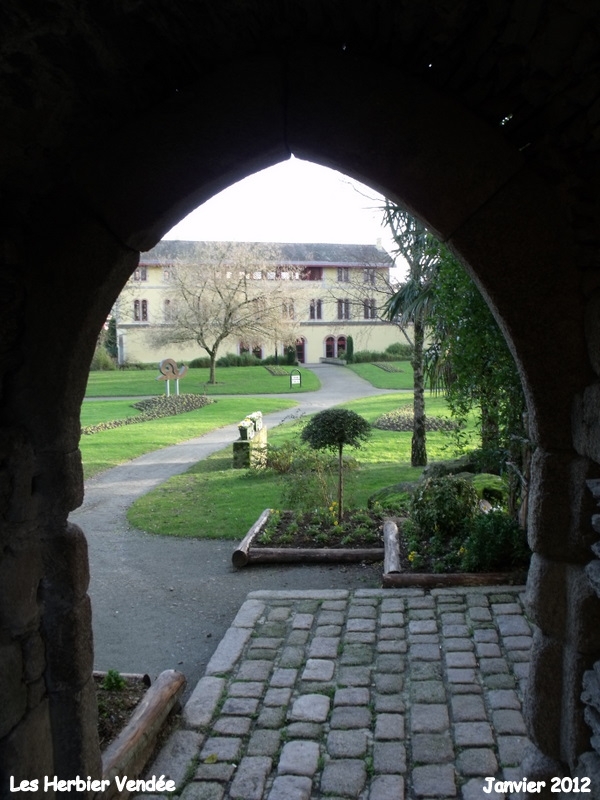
[114, 241, 404, 366]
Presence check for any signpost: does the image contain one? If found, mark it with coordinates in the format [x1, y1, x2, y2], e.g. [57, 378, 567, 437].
[290, 368, 302, 389]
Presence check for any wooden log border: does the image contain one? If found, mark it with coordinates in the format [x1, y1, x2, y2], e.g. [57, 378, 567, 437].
[101, 669, 186, 800]
[232, 509, 527, 586]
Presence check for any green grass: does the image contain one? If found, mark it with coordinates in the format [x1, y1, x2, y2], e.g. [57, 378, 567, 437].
[346, 361, 415, 389]
[127, 392, 475, 540]
[80, 396, 298, 479]
[85, 366, 320, 397]
[80, 400, 147, 427]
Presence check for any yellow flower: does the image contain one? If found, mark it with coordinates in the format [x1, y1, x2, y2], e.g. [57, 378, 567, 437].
[408, 551, 417, 562]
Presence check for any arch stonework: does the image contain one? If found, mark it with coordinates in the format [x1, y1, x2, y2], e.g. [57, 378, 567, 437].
[1, 0, 600, 791]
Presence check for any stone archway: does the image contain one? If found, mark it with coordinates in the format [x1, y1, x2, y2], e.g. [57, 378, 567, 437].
[1, 1, 600, 790]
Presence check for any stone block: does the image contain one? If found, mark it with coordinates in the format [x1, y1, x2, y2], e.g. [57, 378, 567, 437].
[288, 693, 330, 723]
[412, 763, 456, 797]
[205, 628, 252, 676]
[229, 756, 272, 800]
[43, 596, 94, 690]
[327, 729, 368, 758]
[183, 677, 225, 729]
[411, 733, 454, 764]
[369, 775, 405, 800]
[149, 729, 204, 788]
[267, 775, 312, 800]
[0, 641, 27, 739]
[278, 740, 320, 776]
[247, 729, 281, 756]
[372, 740, 406, 773]
[523, 629, 563, 759]
[456, 748, 498, 776]
[0, 544, 43, 633]
[320, 759, 366, 797]
[566, 565, 600, 652]
[411, 703, 449, 733]
[525, 554, 567, 638]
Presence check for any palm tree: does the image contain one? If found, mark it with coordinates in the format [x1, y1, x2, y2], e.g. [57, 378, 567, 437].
[382, 202, 440, 467]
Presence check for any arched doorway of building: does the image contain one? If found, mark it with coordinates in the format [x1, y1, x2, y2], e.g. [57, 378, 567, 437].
[295, 337, 306, 364]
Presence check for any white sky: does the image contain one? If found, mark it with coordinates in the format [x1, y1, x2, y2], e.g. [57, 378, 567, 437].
[164, 157, 397, 256]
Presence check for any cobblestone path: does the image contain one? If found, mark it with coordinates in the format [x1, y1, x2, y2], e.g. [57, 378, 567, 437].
[137, 586, 532, 800]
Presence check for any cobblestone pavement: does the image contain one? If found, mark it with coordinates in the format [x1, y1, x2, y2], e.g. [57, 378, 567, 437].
[136, 585, 532, 800]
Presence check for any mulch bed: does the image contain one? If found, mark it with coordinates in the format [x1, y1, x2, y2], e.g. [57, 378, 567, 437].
[95, 674, 181, 752]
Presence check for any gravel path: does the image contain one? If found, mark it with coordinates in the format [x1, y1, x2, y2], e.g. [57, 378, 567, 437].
[71, 364, 404, 697]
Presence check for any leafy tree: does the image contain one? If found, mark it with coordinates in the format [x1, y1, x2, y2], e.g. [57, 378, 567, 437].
[382, 202, 441, 467]
[149, 242, 302, 383]
[301, 408, 371, 517]
[426, 246, 527, 515]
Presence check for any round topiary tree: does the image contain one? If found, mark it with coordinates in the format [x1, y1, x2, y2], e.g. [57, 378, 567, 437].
[301, 408, 371, 517]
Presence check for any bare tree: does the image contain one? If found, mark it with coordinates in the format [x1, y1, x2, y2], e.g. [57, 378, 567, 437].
[150, 242, 303, 383]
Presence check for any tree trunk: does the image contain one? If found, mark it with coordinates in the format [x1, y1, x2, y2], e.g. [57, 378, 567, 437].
[208, 352, 217, 384]
[411, 316, 427, 467]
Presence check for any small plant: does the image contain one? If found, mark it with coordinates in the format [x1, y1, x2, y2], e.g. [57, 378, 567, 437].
[410, 475, 479, 541]
[459, 511, 529, 572]
[301, 409, 371, 516]
[100, 669, 126, 691]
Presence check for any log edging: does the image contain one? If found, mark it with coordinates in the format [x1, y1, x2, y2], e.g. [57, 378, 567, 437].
[231, 510, 526, 587]
[101, 669, 186, 800]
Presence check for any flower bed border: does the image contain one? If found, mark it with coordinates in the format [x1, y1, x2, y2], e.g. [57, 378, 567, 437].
[101, 669, 186, 800]
[231, 509, 527, 587]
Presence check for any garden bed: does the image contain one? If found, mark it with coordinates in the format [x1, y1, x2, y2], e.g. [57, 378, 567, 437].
[232, 508, 528, 586]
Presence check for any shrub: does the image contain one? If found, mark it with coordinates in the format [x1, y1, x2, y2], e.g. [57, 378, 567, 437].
[216, 352, 262, 367]
[460, 511, 530, 572]
[410, 475, 479, 541]
[385, 342, 414, 359]
[374, 405, 458, 433]
[189, 356, 211, 368]
[90, 347, 116, 371]
[346, 335, 354, 363]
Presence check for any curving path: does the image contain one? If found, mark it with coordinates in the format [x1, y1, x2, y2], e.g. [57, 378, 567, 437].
[71, 363, 405, 697]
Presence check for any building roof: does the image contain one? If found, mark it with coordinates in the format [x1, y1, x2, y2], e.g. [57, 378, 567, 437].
[141, 241, 394, 268]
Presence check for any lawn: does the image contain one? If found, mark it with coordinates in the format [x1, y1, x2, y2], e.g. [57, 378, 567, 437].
[85, 365, 320, 397]
[79, 396, 298, 479]
[346, 361, 414, 390]
[127, 392, 474, 540]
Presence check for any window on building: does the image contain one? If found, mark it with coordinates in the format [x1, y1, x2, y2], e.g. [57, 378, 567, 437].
[364, 268, 376, 285]
[303, 267, 323, 281]
[309, 299, 322, 320]
[325, 336, 335, 358]
[363, 298, 377, 319]
[163, 298, 173, 321]
[337, 299, 351, 320]
[134, 299, 148, 321]
[337, 336, 347, 357]
[163, 267, 172, 282]
[282, 300, 295, 319]
[133, 267, 147, 281]
[337, 267, 349, 282]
